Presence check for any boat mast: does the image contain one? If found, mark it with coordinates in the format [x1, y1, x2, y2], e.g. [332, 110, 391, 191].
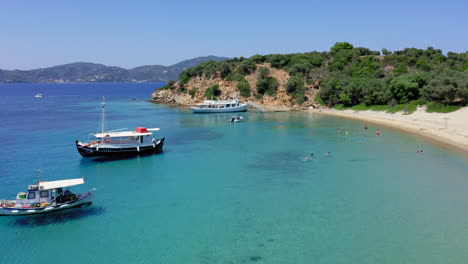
[101, 96, 106, 133]
[36, 169, 41, 185]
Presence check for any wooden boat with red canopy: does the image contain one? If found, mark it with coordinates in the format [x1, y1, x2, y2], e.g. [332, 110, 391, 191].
[75, 97, 165, 158]
[76, 127, 164, 157]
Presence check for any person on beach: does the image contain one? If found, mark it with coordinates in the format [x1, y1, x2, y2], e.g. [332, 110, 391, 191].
[376, 129, 381, 136]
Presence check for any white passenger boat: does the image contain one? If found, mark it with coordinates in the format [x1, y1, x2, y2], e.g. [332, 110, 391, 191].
[34, 94, 44, 98]
[75, 97, 164, 157]
[191, 94, 248, 113]
[0, 175, 94, 216]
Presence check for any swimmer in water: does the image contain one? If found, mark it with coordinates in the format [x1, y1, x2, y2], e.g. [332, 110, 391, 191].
[310, 153, 314, 157]
[306, 157, 311, 161]
[325, 152, 331, 156]
[337, 128, 341, 135]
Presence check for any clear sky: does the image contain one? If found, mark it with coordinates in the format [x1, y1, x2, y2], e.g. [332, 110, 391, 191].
[1, 0, 467, 70]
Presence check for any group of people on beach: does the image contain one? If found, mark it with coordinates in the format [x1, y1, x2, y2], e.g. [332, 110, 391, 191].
[336, 124, 380, 136]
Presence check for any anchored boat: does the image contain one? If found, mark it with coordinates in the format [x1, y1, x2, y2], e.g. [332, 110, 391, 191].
[229, 115, 244, 122]
[191, 94, 248, 113]
[0, 174, 94, 216]
[76, 97, 165, 157]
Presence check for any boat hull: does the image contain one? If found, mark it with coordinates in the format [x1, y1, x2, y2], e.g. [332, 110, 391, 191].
[191, 104, 248, 113]
[76, 137, 165, 158]
[0, 191, 94, 216]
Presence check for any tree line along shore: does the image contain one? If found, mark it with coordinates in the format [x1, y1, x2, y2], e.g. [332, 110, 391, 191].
[152, 42, 467, 113]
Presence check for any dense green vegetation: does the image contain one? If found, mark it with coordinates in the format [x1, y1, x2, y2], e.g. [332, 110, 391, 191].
[255, 67, 279, 98]
[204, 84, 221, 99]
[175, 42, 467, 112]
[188, 88, 198, 98]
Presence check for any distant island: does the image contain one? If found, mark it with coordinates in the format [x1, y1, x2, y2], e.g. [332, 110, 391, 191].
[0, 56, 229, 83]
[152, 42, 467, 113]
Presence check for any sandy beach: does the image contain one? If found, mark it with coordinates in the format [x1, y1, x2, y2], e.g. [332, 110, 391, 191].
[312, 106, 468, 154]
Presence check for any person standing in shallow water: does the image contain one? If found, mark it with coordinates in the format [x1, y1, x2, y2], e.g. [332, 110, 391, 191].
[337, 128, 341, 135]
[364, 124, 368, 130]
[376, 129, 381, 136]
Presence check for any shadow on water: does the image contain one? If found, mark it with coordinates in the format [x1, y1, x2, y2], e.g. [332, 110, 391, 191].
[10, 206, 106, 227]
[248, 151, 305, 174]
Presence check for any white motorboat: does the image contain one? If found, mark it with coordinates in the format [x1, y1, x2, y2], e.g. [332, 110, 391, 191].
[34, 94, 44, 98]
[229, 116, 244, 122]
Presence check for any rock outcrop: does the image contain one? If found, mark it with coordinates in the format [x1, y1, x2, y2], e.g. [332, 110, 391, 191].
[151, 63, 321, 111]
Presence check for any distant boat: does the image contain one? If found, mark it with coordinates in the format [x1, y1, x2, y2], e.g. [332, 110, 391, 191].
[0, 172, 94, 216]
[75, 97, 165, 157]
[34, 94, 44, 98]
[191, 93, 248, 113]
[229, 116, 244, 122]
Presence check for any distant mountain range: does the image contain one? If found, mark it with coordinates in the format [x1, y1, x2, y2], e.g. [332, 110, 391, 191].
[0, 56, 229, 83]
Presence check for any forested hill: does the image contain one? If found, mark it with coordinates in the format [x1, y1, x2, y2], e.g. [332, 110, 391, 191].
[154, 42, 467, 111]
[0, 56, 229, 83]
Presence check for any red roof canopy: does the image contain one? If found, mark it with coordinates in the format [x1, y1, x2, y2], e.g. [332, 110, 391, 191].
[135, 127, 148, 133]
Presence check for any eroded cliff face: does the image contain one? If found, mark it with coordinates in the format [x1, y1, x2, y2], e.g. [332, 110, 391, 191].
[151, 63, 321, 111]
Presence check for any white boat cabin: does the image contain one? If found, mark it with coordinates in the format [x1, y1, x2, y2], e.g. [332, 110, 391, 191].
[88, 127, 160, 145]
[4, 178, 84, 209]
[195, 100, 242, 109]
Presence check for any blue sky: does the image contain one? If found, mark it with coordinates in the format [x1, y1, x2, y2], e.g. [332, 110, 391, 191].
[1, 0, 467, 70]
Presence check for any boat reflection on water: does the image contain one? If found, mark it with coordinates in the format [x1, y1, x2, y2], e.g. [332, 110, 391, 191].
[10, 206, 105, 227]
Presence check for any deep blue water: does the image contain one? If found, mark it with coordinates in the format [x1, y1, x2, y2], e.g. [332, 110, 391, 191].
[0, 83, 468, 264]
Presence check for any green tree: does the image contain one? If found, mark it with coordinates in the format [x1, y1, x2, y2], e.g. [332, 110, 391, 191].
[330, 42, 354, 54]
[205, 84, 221, 99]
[423, 70, 468, 104]
[258, 67, 269, 79]
[389, 75, 422, 103]
[237, 79, 251, 97]
[286, 75, 306, 104]
[382, 48, 392, 55]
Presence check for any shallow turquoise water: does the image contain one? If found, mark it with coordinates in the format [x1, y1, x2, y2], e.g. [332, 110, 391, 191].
[1, 83, 468, 263]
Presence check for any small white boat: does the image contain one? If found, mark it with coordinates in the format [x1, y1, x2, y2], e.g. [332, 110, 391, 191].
[0, 174, 95, 216]
[191, 94, 248, 113]
[34, 94, 44, 98]
[75, 97, 164, 157]
[229, 116, 244, 122]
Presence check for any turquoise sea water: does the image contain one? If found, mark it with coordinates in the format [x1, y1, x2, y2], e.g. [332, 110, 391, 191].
[1, 83, 468, 264]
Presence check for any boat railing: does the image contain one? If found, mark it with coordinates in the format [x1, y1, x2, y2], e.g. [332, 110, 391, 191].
[0, 200, 46, 209]
[85, 139, 138, 145]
